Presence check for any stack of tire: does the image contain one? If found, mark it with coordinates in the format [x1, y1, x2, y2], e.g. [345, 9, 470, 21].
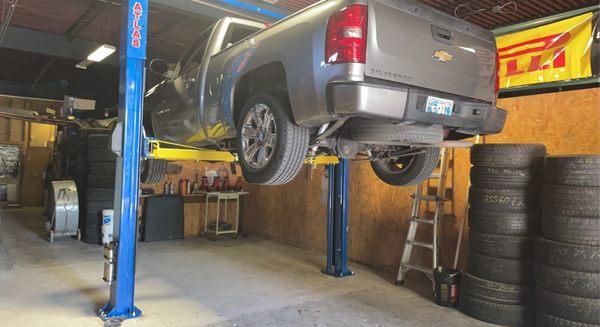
[82, 133, 116, 244]
[461, 143, 547, 326]
[536, 155, 600, 327]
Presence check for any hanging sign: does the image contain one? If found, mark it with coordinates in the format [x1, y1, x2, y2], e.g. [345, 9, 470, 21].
[496, 12, 594, 89]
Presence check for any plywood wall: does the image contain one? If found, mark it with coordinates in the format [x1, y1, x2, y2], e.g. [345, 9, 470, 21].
[0, 96, 59, 206]
[141, 160, 244, 237]
[240, 87, 600, 273]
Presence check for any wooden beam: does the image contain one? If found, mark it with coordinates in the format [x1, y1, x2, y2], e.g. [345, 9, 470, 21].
[33, 57, 58, 86]
[64, 2, 109, 41]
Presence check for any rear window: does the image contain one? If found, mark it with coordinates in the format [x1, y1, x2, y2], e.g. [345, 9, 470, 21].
[221, 24, 261, 50]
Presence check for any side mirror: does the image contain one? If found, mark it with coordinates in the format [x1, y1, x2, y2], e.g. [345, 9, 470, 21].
[149, 59, 172, 77]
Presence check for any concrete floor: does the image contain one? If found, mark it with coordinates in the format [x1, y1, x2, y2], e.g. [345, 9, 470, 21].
[0, 207, 493, 327]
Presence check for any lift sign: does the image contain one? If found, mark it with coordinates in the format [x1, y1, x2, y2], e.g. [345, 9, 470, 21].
[496, 12, 593, 89]
[127, 0, 147, 59]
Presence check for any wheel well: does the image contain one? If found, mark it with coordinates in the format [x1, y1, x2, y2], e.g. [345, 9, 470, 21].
[233, 62, 289, 124]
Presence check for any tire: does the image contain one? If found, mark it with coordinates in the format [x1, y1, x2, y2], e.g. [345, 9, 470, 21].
[542, 213, 600, 246]
[74, 180, 87, 192]
[535, 237, 600, 272]
[371, 147, 440, 186]
[87, 175, 115, 189]
[470, 143, 547, 168]
[469, 187, 538, 212]
[236, 93, 309, 185]
[537, 311, 600, 327]
[89, 162, 116, 175]
[72, 151, 87, 167]
[471, 166, 541, 189]
[469, 208, 539, 236]
[140, 159, 167, 184]
[86, 188, 114, 202]
[469, 231, 533, 260]
[467, 252, 533, 284]
[86, 201, 113, 215]
[348, 120, 443, 144]
[541, 184, 600, 218]
[535, 263, 600, 298]
[72, 165, 88, 175]
[459, 294, 534, 326]
[83, 226, 101, 245]
[536, 287, 600, 324]
[462, 272, 533, 304]
[546, 172, 600, 188]
[83, 213, 101, 228]
[86, 149, 117, 162]
[87, 134, 111, 149]
[542, 183, 600, 204]
[544, 155, 600, 187]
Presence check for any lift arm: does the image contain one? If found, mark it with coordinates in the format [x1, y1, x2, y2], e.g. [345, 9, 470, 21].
[143, 137, 339, 165]
[144, 138, 237, 162]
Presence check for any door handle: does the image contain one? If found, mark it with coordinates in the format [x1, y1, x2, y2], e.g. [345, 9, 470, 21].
[209, 74, 225, 96]
[431, 25, 453, 45]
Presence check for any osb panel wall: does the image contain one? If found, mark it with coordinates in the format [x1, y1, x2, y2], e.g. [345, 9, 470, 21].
[141, 161, 244, 237]
[0, 96, 59, 206]
[241, 87, 600, 273]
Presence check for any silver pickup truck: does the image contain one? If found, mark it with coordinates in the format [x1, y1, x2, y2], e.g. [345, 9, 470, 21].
[144, 0, 506, 186]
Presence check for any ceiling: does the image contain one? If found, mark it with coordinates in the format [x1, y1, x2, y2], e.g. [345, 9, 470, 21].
[0, 0, 596, 108]
[0, 0, 222, 107]
[277, 0, 598, 30]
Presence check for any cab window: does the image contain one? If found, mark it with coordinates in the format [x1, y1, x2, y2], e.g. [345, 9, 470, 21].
[221, 24, 261, 50]
[180, 26, 213, 73]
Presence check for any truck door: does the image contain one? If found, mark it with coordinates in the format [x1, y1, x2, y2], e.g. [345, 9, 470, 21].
[202, 21, 262, 143]
[150, 27, 213, 144]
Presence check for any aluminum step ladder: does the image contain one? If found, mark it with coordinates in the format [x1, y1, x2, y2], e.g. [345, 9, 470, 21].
[396, 147, 450, 284]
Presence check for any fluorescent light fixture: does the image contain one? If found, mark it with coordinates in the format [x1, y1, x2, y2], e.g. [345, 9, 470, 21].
[76, 44, 116, 69]
[87, 44, 116, 62]
[76, 60, 93, 70]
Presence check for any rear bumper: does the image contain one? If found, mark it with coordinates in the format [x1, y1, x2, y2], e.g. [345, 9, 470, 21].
[329, 81, 507, 135]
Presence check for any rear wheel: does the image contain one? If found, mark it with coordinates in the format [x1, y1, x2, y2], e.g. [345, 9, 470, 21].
[370, 147, 439, 186]
[236, 93, 309, 185]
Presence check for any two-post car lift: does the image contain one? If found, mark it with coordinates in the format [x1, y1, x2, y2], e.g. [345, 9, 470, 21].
[100, 1, 353, 321]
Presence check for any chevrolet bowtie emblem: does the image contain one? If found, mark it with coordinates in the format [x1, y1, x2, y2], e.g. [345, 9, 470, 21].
[433, 49, 453, 63]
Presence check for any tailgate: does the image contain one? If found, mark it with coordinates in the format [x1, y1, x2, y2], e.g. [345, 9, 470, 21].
[365, 0, 496, 103]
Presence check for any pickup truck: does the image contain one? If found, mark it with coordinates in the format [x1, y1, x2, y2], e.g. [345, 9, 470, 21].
[144, 0, 507, 186]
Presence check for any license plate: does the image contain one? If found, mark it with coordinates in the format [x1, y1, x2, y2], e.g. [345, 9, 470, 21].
[425, 96, 454, 116]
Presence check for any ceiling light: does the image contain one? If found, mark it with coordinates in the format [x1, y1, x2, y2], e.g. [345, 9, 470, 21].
[87, 44, 116, 62]
[75, 60, 93, 70]
[76, 44, 117, 69]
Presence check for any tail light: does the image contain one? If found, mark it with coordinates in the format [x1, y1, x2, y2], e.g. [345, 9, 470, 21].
[494, 55, 500, 97]
[325, 4, 368, 64]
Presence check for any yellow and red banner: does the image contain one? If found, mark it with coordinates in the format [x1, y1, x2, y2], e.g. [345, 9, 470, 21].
[496, 12, 594, 89]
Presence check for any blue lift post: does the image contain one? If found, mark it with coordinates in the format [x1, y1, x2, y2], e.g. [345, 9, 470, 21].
[98, 0, 148, 320]
[324, 159, 353, 277]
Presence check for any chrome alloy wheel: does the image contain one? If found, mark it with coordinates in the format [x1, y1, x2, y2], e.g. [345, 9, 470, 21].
[241, 103, 277, 169]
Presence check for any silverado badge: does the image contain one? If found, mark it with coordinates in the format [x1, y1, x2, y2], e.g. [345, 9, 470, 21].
[432, 49, 453, 63]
